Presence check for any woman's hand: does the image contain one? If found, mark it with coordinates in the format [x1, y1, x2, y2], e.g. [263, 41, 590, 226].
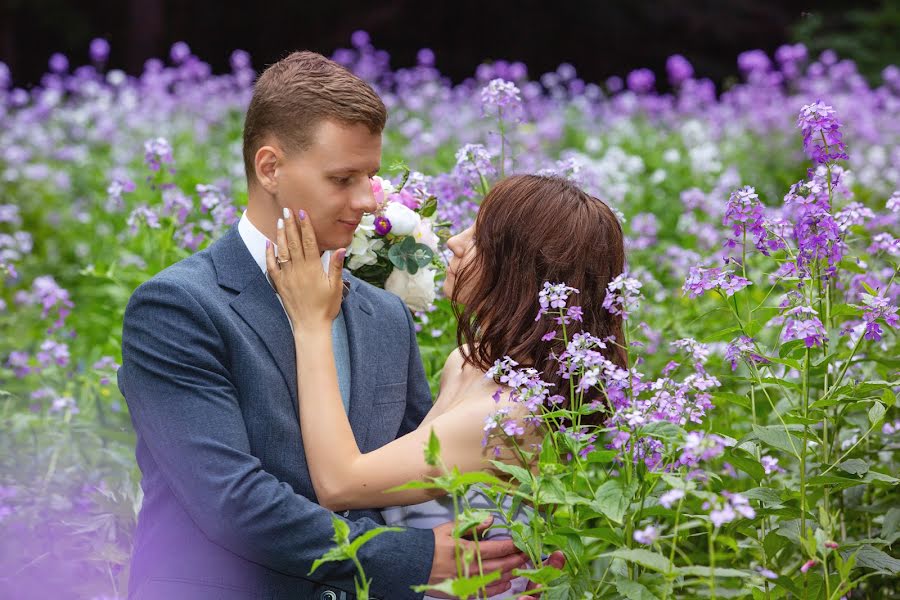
[265, 208, 345, 333]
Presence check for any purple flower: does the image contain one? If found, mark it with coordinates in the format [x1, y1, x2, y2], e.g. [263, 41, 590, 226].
[724, 186, 766, 242]
[7, 351, 31, 378]
[89, 38, 111, 63]
[106, 177, 136, 212]
[783, 306, 828, 348]
[724, 336, 769, 371]
[36, 340, 70, 368]
[50, 396, 78, 415]
[626, 68, 656, 94]
[705, 491, 755, 527]
[800, 559, 818, 574]
[760, 455, 785, 475]
[633, 525, 658, 545]
[738, 50, 771, 74]
[176, 225, 205, 252]
[454, 143, 496, 182]
[756, 567, 778, 579]
[602, 273, 643, 320]
[480, 78, 522, 119]
[666, 54, 694, 86]
[49, 53, 69, 73]
[797, 101, 849, 164]
[127, 206, 161, 234]
[170, 41, 192, 64]
[677, 431, 730, 468]
[537, 282, 580, 320]
[659, 488, 685, 509]
[859, 292, 899, 342]
[144, 137, 174, 172]
[0, 205, 21, 225]
[887, 191, 900, 213]
[374, 215, 392, 236]
[196, 184, 226, 213]
[682, 266, 751, 299]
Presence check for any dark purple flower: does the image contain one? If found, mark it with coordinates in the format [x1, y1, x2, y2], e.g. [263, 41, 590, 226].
[374, 215, 392, 236]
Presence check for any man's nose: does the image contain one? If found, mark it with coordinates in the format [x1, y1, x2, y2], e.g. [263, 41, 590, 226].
[351, 181, 377, 213]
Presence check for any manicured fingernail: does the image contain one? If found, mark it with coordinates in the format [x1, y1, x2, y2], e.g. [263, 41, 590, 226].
[266, 240, 271, 249]
[335, 248, 346, 261]
[283, 207, 291, 219]
[298, 209, 306, 220]
[277, 218, 284, 230]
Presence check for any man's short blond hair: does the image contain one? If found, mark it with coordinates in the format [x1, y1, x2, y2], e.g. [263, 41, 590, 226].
[242, 51, 387, 184]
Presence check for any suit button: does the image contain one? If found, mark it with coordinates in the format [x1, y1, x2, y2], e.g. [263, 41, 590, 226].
[321, 591, 337, 600]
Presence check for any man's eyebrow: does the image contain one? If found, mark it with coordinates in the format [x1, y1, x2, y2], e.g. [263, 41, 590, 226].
[325, 165, 381, 176]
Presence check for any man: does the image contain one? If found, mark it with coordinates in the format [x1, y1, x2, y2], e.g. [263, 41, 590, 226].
[118, 51, 524, 599]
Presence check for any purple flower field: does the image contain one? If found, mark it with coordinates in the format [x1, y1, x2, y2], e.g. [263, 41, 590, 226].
[1, 32, 898, 598]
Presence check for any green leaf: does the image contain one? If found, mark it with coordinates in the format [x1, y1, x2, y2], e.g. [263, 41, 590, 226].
[418, 195, 437, 218]
[869, 401, 886, 425]
[452, 510, 493, 539]
[848, 544, 900, 574]
[425, 428, 441, 466]
[675, 566, 754, 578]
[331, 514, 351, 544]
[615, 577, 661, 600]
[751, 424, 800, 458]
[724, 449, 765, 483]
[413, 570, 502, 596]
[639, 421, 683, 442]
[779, 339, 807, 359]
[602, 548, 672, 573]
[347, 526, 403, 555]
[491, 461, 533, 485]
[838, 458, 869, 476]
[712, 391, 751, 410]
[515, 565, 564, 585]
[591, 479, 637, 524]
[741, 487, 784, 505]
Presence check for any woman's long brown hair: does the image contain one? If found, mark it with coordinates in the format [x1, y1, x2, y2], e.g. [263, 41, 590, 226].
[452, 175, 627, 425]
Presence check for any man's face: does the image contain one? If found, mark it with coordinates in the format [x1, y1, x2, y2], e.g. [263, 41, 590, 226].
[277, 119, 381, 252]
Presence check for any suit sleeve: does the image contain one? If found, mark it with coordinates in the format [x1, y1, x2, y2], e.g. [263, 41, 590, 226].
[396, 297, 434, 437]
[120, 277, 434, 598]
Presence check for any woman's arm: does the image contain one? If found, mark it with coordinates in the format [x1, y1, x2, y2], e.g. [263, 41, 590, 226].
[293, 327, 508, 511]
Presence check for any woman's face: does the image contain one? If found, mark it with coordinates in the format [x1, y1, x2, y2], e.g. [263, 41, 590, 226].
[443, 224, 477, 303]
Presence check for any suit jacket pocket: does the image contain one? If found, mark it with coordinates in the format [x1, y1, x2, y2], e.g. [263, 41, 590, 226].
[372, 381, 407, 405]
[365, 382, 408, 449]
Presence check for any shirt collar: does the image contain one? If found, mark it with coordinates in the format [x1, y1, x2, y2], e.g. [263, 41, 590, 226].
[237, 211, 350, 299]
[238, 210, 333, 274]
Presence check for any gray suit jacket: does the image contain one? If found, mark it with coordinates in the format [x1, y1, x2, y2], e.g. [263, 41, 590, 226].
[118, 224, 435, 600]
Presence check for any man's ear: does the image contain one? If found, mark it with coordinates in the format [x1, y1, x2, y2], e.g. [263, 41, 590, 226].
[255, 145, 281, 194]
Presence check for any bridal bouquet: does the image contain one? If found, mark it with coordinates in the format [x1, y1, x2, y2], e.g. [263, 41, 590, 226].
[344, 171, 445, 311]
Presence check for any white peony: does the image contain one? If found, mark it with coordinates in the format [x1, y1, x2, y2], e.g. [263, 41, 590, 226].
[385, 267, 436, 312]
[412, 218, 440, 252]
[383, 202, 420, 236]
[346, 215, 383, 270]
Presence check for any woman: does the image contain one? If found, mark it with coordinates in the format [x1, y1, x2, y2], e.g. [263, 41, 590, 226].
[266, 174, 626, 596]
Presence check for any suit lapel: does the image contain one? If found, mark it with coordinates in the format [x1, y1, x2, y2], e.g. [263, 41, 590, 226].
[211, 226, 300, 423]
[342, 276, 378, 451]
